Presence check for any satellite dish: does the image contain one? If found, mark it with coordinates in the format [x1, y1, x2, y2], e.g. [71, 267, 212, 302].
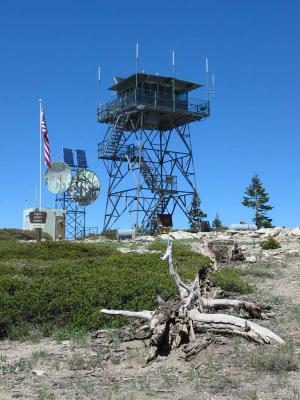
[45, 162, 72, 194]
[69, 169, 100, 206]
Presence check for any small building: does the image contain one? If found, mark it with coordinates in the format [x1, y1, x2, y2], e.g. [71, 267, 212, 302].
[23, 208, 66, 240]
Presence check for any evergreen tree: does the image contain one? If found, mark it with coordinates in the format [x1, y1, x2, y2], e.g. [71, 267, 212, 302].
[189, 191, 207, 232]
[242, 175, 273, 229]
[212, 212, 222, 229]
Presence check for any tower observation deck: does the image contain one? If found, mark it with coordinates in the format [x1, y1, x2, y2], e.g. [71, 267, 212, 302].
[97, 72, 209, 233]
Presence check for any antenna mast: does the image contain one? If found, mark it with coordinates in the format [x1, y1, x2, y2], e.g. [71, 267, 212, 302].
[97, 66, 101, 107]
[211, 74, 215, 96]
[135, 43, 139, 101]
[172, 50, 175, 112]
[205, 58, 209, 101]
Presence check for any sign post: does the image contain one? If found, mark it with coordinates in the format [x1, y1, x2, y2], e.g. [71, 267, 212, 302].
[29, 210, 47, 242]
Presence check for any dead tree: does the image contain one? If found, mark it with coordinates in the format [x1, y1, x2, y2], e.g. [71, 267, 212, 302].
[101, 241, 284, 363]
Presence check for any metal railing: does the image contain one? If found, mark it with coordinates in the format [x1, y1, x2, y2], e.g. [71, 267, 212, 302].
[97, 88, 209, 120]
[77, 226, 99, 238]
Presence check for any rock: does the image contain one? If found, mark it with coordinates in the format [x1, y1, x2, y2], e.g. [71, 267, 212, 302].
[245, 256, 256, 263]
[208, 240, 245, 262]
[257, 228, 282, 237]
[288, 250, 298, 255]
[166, 231, 196, 240]
[32, 369, 46, 377]
[289, 228, 300, 236]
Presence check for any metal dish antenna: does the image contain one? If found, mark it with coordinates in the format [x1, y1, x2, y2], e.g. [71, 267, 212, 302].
[69, 169, 100, 206]
[45, 162, 72, 194]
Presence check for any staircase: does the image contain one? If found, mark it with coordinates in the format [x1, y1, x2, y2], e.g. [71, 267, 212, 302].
[98, 114, 129, 159]
[102, 126, 123, 157]
[140, 158, 157, 192]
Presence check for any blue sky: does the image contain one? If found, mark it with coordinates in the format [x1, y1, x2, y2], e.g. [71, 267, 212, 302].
[1, 0, 300, 229]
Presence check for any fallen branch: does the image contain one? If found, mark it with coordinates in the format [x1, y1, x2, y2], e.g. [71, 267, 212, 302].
[101, 309, 154, 321]
[99, 238, 285, 362]
[189, 309, 284, 344]
[201, 298, 263, 318]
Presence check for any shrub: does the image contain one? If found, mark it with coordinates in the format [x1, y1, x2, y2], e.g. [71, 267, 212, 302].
[213, 268, 253, 294]
[148, 239, 193, 255]
[0, 228, 52, 241]
[249, 342, 298, 373]
[0, 240, 211, 338]
[260, 236, 281, 250]
[103, 230, 117, 240]
[0, 240, 115, 261]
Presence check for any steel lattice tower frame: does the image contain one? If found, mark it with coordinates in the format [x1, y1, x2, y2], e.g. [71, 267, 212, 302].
[55, 166, 86, 240]
[98, 73, 209, 233]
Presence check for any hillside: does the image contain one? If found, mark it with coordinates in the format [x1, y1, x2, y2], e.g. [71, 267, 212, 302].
[0, 229, 299, 399]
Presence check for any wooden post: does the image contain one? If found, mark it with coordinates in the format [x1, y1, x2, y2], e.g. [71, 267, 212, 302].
[36, 228, 42, 242]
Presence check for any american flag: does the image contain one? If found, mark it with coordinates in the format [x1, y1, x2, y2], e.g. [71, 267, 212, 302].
[41, 106, 51, 168]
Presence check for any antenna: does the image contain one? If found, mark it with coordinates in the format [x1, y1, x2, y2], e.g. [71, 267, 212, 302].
[135, 43, 139, 101]
[205, 59, 215, 97]
[205, 58, 209, 100]
[172, 50, 175, 112]
[97, 66, 101, 107]
[211, 74, 215, 95]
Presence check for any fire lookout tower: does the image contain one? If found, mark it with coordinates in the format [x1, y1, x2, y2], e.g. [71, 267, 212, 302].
[98, 71, 210, 232]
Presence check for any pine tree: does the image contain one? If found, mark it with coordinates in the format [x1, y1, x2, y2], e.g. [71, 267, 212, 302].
[212, 212, 222, 229]
[242, 175, 273, 229]
[189, 191, 207, 232]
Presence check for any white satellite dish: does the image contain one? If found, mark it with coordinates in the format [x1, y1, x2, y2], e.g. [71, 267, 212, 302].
[45, 162, 72, 194]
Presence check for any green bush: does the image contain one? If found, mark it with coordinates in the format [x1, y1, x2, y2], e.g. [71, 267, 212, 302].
[260, 236, 281, 250]
[213, 267, 253, 294]
[249, 342, 298, 372]
[0, 240, 211, 339]
[0, 240, 115, 261]
[148, 239, 188, 254]
[0, 228, 52, 241]
[103, 230, 117, 240]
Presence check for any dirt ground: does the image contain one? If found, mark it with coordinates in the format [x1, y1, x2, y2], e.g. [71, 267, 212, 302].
[0, 236, 299, 400]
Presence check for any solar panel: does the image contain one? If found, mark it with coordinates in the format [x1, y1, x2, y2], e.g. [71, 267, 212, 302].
[76, 149, 88, 168]
[63, 148, 75, 166]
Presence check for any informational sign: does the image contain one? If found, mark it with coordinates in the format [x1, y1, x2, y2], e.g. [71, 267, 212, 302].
[157, 213, 173, 227]
[32, 223, 45, 229]
[29, 211, 47, 226]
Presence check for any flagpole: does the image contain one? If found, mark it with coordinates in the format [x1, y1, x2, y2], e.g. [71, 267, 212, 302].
[39, 99, 42, 211]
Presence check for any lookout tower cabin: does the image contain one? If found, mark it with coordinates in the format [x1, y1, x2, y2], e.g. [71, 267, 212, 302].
[97, 73, 209, 131]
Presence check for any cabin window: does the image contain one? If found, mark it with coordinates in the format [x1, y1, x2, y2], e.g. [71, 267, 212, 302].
[150, 83, 157, 96]
[144, 82, 150, 93]
[165, 86, 172, 98]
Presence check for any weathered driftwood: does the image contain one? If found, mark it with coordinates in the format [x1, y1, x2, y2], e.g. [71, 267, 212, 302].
[189, 309, 284, 344]
[101, 309, 154, 321]
[100, 240, 284, 362]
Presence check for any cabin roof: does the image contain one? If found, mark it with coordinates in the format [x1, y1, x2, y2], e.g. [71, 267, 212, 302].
[109, 73, 201, 94]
